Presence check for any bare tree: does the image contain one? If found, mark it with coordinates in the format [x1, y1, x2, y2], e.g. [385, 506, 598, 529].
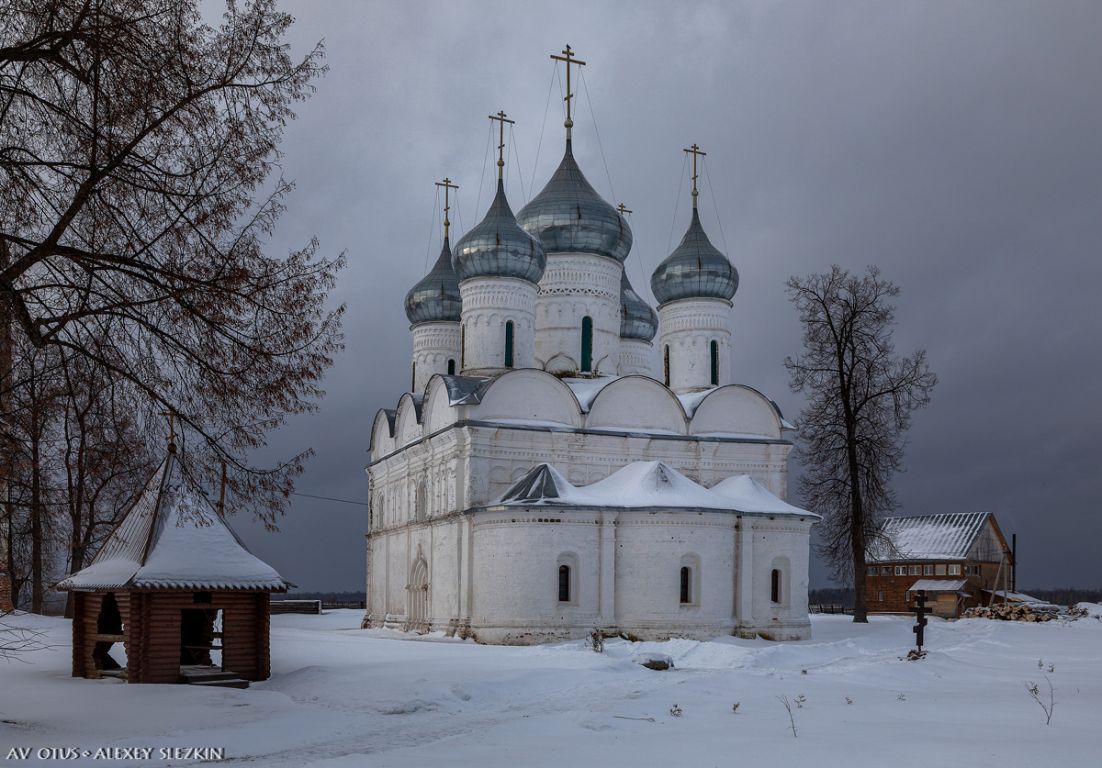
[785, 265, 937, 621]
[0, 0, 344, 530]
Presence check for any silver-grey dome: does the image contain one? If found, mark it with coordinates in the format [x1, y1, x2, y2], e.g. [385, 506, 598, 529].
[620, 272, 658, 341]
[453, 180, 545, 284]
[650, 209, 738, 304]
[404, 238, 462, 324]
[516, 142, 632, 262]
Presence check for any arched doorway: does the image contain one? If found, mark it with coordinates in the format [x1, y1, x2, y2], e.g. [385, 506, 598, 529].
[406, 549, 429, 633]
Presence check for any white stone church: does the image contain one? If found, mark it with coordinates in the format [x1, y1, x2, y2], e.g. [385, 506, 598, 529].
[365, 62, 818, 644]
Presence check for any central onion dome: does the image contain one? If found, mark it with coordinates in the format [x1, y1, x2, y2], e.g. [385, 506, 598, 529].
[516, 143, 632, 262]
[620, 272, 658, 341]
[650, 209, 738, 304]
[452, 179, 545, 283]
[404, 238, 462, 324]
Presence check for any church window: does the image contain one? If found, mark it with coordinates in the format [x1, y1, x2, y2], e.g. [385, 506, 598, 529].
[415, 481, 427, 521]
[581, 316, 593, 372]
[447, 358, 456, 375]
[505, 321, 515, 368]
[680, 567, 692, 604]
[558, 565, 570, 602]
[410, 362, 416, 392]
[663, 345, 670, 386]
[771, 569, 782, 603]
[709, 340, 719, 386]
[460, 326, 466, 369]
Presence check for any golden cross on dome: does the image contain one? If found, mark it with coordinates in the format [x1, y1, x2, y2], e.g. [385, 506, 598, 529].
[435, 177, 458, 239]
[550, 44, 586, 143]
[617, 203, 632, 217]
[683, 143, 707, 208]
[488, 110, 515, 181]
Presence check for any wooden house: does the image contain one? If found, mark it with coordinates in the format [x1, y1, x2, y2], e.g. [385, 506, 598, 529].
[865, 512, 1013, 618]
[55, 447, 290, 686]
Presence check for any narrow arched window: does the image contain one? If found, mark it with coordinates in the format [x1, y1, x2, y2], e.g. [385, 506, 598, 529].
[680, 566, 691, 604]
[771, 569, 781, 603]
[558, 565, 570, 602]
[505, 321, 515, 368]
[411, 362, 417, 392]
[447, 358, 456, 375]
[663, 345, 671, 386]
[710, 340, 719, 386]
[460, 326, 466, 369]
[581, 316, 593, 372]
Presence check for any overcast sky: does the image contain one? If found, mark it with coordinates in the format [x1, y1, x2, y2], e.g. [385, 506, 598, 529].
[231, 0, 1102, 593]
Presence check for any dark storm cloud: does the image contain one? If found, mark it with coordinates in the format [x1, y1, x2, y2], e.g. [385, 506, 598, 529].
[232, 0, 1102, 591]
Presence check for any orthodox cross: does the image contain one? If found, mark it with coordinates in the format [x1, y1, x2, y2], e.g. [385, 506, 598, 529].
[488, 110, 515, 180]
[435, 177, 459, 240]
[683, 143, 706, 208]
[159, 409, 176, 453]
[616, 203, 632, 218]
[550, 44, 586, 142]
[912, 590, 930, 655]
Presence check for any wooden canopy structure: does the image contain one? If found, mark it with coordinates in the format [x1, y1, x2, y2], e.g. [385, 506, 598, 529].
[55, 448, 290, 686]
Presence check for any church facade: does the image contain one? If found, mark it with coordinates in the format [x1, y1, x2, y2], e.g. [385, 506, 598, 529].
[365, 50, 817, 644]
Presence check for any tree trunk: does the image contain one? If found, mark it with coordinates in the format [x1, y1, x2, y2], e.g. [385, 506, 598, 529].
[30, 409, 43, 614]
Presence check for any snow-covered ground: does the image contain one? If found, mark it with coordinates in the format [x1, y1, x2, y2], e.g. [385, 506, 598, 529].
[2, 608, 1100, 766]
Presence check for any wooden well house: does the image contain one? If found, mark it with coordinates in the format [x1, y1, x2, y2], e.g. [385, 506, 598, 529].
[56, 448, 290, 687]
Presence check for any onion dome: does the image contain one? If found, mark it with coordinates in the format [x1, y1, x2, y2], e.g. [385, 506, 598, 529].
[404, 238, 462, 324]
[516, 143, 632, 262]
[452, 180, 545, 284]
[620, 272, 658, 341]
[650, 209, 738, 304]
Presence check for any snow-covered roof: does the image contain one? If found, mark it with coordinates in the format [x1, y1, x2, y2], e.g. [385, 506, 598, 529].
[56, 451, 290, 592]
[908, 579, 968, 593]
[868, 512, 993, 563]
[491, 461, 819, 518]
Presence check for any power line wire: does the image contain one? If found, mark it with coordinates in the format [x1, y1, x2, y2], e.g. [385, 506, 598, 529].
[291, 491, 368, 507]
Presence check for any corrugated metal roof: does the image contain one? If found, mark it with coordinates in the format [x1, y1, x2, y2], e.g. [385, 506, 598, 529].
[908, 579, 968, 592]
[868, 512, 991, 562]
[56, 451, 290, 592]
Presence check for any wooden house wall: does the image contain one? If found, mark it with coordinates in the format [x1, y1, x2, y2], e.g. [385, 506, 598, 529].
[866, 559, 1011, 616]
[72, 590, 271, 684]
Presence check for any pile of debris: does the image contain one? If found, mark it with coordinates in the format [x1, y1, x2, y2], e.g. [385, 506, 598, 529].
[964, 602, 1060, 622]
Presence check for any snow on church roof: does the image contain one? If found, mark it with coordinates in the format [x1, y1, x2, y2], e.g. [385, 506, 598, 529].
[56, 451, 290, 592]
[867, 512, 993, 563]
[493, 461, 818, 518]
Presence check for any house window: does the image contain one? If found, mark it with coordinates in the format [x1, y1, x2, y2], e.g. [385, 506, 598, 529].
[558, 565, 570, 602]
[867, 565, 878, 576]
[965, 564, 980, 576]
[878, 591, 885, 602]
[504, 321, 515, 368]
[923, 564, 934, 575]
[663, 345, 670, 386]
[881, 566, 892, 575]
[770, 569, 781, 603]
[680, 567, 692, 604]
[709, 340, 719, 386]
[447, 358, 456, 375]
[908, 565, 920, 576]
[581, 316, 593, 372]
[894, 565, 906, 576]
[935, 564, 947, 576]
[948, 564, 962, 576]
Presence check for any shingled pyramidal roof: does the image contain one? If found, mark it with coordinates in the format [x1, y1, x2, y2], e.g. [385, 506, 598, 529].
[56, 450, 290, 592]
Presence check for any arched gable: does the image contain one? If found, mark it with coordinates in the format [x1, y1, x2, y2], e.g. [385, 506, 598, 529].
[394, 394, 423, 448]
[585, 376, 688, 435]
[472, 369, 583, 427]
[689, 385, 783, 439]
[370, 409, 396, 459]
[421, 375, 461, 435]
